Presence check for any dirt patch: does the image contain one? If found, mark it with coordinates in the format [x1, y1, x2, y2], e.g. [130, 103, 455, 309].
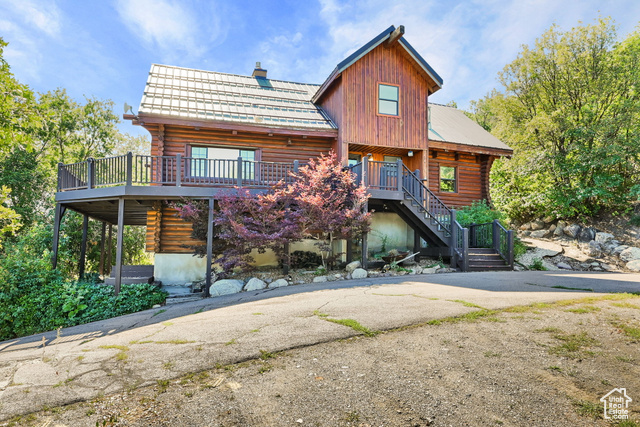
[5, 296, 640, 426]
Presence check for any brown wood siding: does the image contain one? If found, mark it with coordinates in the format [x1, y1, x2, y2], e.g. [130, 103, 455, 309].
[428, 150, 485, 208]
[145, 124, 335, 164]
[340, 43, 429, 150]
[318, 79, 343, 129]
[146, 206, 205, 253]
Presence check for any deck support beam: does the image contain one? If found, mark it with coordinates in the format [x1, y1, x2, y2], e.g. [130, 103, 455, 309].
[52, 204, 67, 269]
[114, 198, 125, 296]
[107, 224, 113, 276]
[99, 222, 107, 276]
[346, 238, 353, 263]
[205, 197, 214, 298]
[413, 231, 421, 263]
[79, 214, 89, 280]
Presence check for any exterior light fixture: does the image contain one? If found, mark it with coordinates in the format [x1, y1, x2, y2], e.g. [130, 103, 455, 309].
[408, 150, 414, 157]
[367, 153, 372, 157]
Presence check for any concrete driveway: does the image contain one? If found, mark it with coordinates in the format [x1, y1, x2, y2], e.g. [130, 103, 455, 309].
[0, 271, 638, 421]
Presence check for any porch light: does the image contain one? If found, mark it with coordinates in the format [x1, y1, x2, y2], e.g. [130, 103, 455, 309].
[367, 153, 372, 157]
[408, 150, 414, 157]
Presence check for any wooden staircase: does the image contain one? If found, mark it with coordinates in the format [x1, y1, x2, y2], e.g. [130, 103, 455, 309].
[467, 248, 512, 271]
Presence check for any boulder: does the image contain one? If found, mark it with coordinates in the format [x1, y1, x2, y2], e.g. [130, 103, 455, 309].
[619, 247, 640, 262]
[595, 232, 615, 244]
[548, 224, 557, 233]
[612, 245, 629, 256]
[578, 227, 597, 243]
[521, 230, 531, 237]
[553, 225, 565, 237]
[530, 220, 545, 231]
[564, 224, 581, 239]
[313, 276, 328, 283]
[269, 278, 289, 288]
[600, 263, 615, 271]
[411, 266, 423, 274]
[530, 229, 551, 239]
[244, 278, 267, 291]
[209, 279, 244, 297]
[626, 260, 640, 272]
[422, 267, 438, 274]
[542, 215, 556, 224]
[351, 268, 368, 279]
[585, 240, 602, 258]
[345, 261, 361, 274]
[519, 223, 532, 231]
[557, 220, 567, 228]
[556, 262, 573, 270]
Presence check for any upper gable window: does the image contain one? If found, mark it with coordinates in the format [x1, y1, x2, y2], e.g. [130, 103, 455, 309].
[378, 83, 399, 116]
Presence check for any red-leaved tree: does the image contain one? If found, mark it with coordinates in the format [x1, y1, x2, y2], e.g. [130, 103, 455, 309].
[174, 151, 370, 274]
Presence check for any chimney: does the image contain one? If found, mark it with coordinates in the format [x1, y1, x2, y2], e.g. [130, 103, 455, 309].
[252, 62, 267, 78]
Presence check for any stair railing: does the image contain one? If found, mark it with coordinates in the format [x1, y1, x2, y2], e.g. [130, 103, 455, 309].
[468, 219, 514, 269]
[401, 165, 453, 235]
[450, 211, 469, 271]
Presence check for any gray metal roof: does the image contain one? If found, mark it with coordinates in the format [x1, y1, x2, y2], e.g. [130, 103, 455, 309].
[428, 103, 512, 151]
[139, 64, 337, 130]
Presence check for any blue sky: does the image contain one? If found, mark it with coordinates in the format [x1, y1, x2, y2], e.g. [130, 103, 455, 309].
[1, 0, 639, 137]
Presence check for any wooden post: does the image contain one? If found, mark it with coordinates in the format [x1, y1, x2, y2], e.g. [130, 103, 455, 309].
[114, 198, 125, 296]
[507, 230, 515, 269]
[396, 159, 403, 192]
[52, 204, 66, 269]
[293, 160, 299, 173]
[282, 242, 290, 274]
[361, 200, 368, 269]
[449, 209, 457, 265]
[79, 214, 89, 280]
[57, 162, 63, 191]
[126, 152, 133, 186]
[413, 230, 421, 263]
[361, 157, 369, 187]
[99, 221, 106, 276]
[205, 197, 214, 298]
[237, 156, 243, 188]
[107, 224, 113, 276]
[492, 219, 500, 252]
[462, 227, 469, 272]
[87, 158, 94, 189]
[176, 154, 182, 187]
[346, 238, 353, 263]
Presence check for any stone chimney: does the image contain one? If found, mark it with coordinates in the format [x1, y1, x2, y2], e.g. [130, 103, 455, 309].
[252, 62, 267, 78]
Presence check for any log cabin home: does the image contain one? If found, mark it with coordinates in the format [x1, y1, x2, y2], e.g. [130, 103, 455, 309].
[53, 25, 514, 294]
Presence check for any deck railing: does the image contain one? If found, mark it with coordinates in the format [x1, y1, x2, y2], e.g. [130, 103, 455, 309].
[57, 153, 301, 191]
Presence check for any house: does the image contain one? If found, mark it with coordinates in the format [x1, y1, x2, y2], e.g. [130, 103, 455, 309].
[52, 25, 513, 294]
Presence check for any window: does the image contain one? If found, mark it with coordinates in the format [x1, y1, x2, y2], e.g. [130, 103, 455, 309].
[440, 166, 456, 192]
[190, 146, 255, 178]
[348, 153, 362, 167]
[378, 84, 399, 116]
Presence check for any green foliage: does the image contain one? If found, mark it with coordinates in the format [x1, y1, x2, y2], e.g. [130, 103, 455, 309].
[0, 247, 166, 340]
[288, 250, 322, 269]
[0, 186, 21, 249]
[455, 200, 503, 227]
[471, 19, 640, 220]
[528, 258, 547, 271]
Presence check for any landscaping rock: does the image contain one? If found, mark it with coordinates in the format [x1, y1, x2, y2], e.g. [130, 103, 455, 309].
[334, 274, 343, 280]
[595, 232, 615, 244]
[313, 276, 328, 283]
[564, 224, 581, 239]
[557, 220, 567, 228]
[422, 267, 438, 274]
[600, 263, 615, 271]
[411, 266, 423, 274]
[612, 245, 629, 256]
[548, 224, 557, 232]
[578, 227, 597, 243]
[619, 247, 640, 263]
[626, 260, 640, 272]
[530, 229, 551, 239]
[351, 268, 368, 279]
[244, 278, 267, 291]
[269, 278, 289, 288]
[542, 215, 555, 224]
[553, 225, 565, 237]
[521, 230, 531, 237]
[209, 279, 244, 297]
[556, 262, 573, 270]
[345, 261, 361, 274]
[517, 243, 562, 267]
[585, 240, 602, 258]
[530, 220, 545, 231]
[519, 223, 531, 231]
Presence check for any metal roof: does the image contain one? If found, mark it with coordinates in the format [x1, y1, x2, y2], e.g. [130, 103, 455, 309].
[139, 64, 337, 130]
[429, 103, 512, 151]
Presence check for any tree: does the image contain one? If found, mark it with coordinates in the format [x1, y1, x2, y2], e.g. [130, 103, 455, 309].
[175, 152, 371, 273]
[288, 152, 370, 267]
[470, 18, 640, 220]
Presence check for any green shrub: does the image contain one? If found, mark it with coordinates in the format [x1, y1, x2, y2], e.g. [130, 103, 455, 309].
[288, 250, 323, 269]
[456, 200, 503, 228]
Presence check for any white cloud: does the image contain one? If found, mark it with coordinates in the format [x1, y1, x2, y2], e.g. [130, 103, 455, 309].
[115, 0, 223, 62]
[0, 0, 61, 37]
